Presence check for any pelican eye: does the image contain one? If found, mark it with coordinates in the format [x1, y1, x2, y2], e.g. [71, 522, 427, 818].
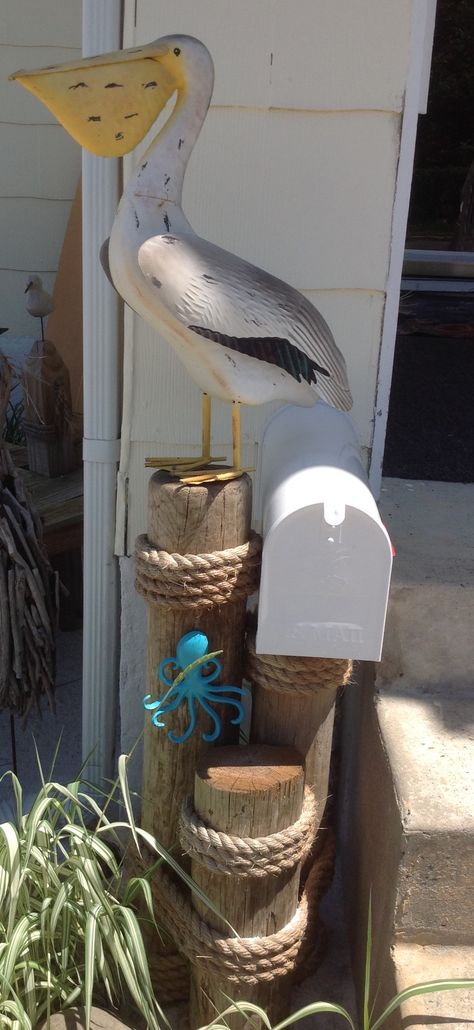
[173, 47, 181, 56]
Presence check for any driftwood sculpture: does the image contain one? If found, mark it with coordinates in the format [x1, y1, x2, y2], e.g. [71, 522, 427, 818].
[0, 355, 58, 714]
[21, 338, 75, 477]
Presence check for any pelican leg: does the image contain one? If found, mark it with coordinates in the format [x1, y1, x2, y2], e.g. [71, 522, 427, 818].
[202, 391, 211, 461]
[180, 401, 254, 484]
[232, 401, 241, 470]
[145, 392, 226, 474]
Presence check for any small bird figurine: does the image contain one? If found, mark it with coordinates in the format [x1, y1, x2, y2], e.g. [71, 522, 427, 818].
[13, 38, 353, 481]
[24, 274, 54, 341]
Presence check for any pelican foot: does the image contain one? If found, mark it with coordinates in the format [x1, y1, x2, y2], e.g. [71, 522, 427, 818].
[144, 455, 226, 473]
[180, 465, 255, 484]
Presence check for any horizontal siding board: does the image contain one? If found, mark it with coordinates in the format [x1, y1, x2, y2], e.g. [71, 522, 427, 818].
[313, 288, 385, 449]
[133, 0, 410, 112]
[127, 107, 400, 293]
[0, 123, 80, 199]
[2, 46, 82, 125]
[1, 4, 81, 337]
[182, 108, 400, 292]
[268, 0, 411, 112]
[0, 197, 72, 271]
[1, 2, 82, 47]
[134, 0, 272, 109]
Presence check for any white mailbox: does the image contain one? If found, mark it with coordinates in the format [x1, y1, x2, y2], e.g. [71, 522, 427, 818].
[256, 403, 392, 661]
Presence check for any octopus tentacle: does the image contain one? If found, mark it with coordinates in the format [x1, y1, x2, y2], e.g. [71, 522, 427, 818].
[158, 658, 180, 687]
[206, 693, 247, 725]
[199, 696, 224, 742]
[168, 694, 197, 743]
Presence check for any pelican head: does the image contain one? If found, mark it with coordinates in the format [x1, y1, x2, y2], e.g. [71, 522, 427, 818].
[10, 35, 213, 158]
[24, 274, 42, 294]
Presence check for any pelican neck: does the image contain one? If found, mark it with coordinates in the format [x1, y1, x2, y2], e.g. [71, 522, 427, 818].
[126, 70, 213, 210]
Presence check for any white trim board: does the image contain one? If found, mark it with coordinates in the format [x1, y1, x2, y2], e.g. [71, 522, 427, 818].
[369, 0, 436, 498]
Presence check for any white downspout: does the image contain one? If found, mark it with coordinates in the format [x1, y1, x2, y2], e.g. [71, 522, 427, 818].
[82, 0, 122, 782]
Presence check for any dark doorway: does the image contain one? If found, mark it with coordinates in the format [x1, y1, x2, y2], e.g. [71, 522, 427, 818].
[407, 0, 474, 250]
[383, 0, 474, 483]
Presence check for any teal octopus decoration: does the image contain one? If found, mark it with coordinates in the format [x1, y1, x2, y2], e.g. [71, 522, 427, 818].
[143, 630, 248, 744]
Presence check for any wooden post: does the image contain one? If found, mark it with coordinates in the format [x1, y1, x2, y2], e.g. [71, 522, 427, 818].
[252, 685, 337, 829]
[247, 641, 351, 831]
[137, 471, 256, 1004]
[141, 471, 253, 854]
[189, 744, 305, 1028]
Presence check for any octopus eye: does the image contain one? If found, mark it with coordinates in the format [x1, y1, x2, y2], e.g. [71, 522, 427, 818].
[173, 47, 181, 56]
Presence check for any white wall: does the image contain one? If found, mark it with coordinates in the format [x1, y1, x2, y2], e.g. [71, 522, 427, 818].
[0, 1, 82, 335]
[116, 0, 431, 770]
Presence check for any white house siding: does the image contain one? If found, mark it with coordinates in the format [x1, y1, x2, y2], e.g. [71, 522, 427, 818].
[0, 2, 82, 336]
[116, 0, 425, 777]
[117, 0, 413, 552]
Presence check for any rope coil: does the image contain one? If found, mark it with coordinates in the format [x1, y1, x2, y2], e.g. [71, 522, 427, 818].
[135, 829, 335, 986]
[148, 951, 189, 1004]
[179, 788, 317, 878]
[245, 633, 353, 696]
[135, 531, 261, 609]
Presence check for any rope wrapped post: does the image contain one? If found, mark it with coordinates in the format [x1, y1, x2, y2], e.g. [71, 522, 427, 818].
[187, 744, 314, 1028]
[135, 471, 260, 998]
[246, 635, 352, 829]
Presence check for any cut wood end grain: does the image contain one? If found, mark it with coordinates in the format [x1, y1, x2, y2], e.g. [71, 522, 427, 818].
[197, 744, 304, 795]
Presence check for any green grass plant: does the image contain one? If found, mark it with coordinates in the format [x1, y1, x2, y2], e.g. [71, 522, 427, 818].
[0, 759, 166, 1028]
[199, 976, 474, 1030]
[0, 748, 232, 1030]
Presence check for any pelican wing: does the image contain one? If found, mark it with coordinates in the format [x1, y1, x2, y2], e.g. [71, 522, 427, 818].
[138, 232, 352, 410]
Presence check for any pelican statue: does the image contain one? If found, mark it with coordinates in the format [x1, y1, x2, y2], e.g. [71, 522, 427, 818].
[24, 274, 54, 342]
[11, 36, 352, 481]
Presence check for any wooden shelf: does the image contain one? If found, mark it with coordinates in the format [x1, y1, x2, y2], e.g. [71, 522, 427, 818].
[17, 465, 83, 557]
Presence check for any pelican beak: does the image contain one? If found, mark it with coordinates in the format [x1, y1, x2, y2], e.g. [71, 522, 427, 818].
[10, 40, 178, 157]
[24, 283, 32, 293]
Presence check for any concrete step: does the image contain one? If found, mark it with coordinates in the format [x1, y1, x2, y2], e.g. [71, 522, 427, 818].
[376, 688, 473, 942]
[393, 943, 474, 1029]
[377, 478, 474, 937]
[339, 479, 474, 1027]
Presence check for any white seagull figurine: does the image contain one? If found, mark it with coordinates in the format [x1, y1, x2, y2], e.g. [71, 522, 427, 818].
[24, 274, 54, 342]
[12, 35, 352, 481]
